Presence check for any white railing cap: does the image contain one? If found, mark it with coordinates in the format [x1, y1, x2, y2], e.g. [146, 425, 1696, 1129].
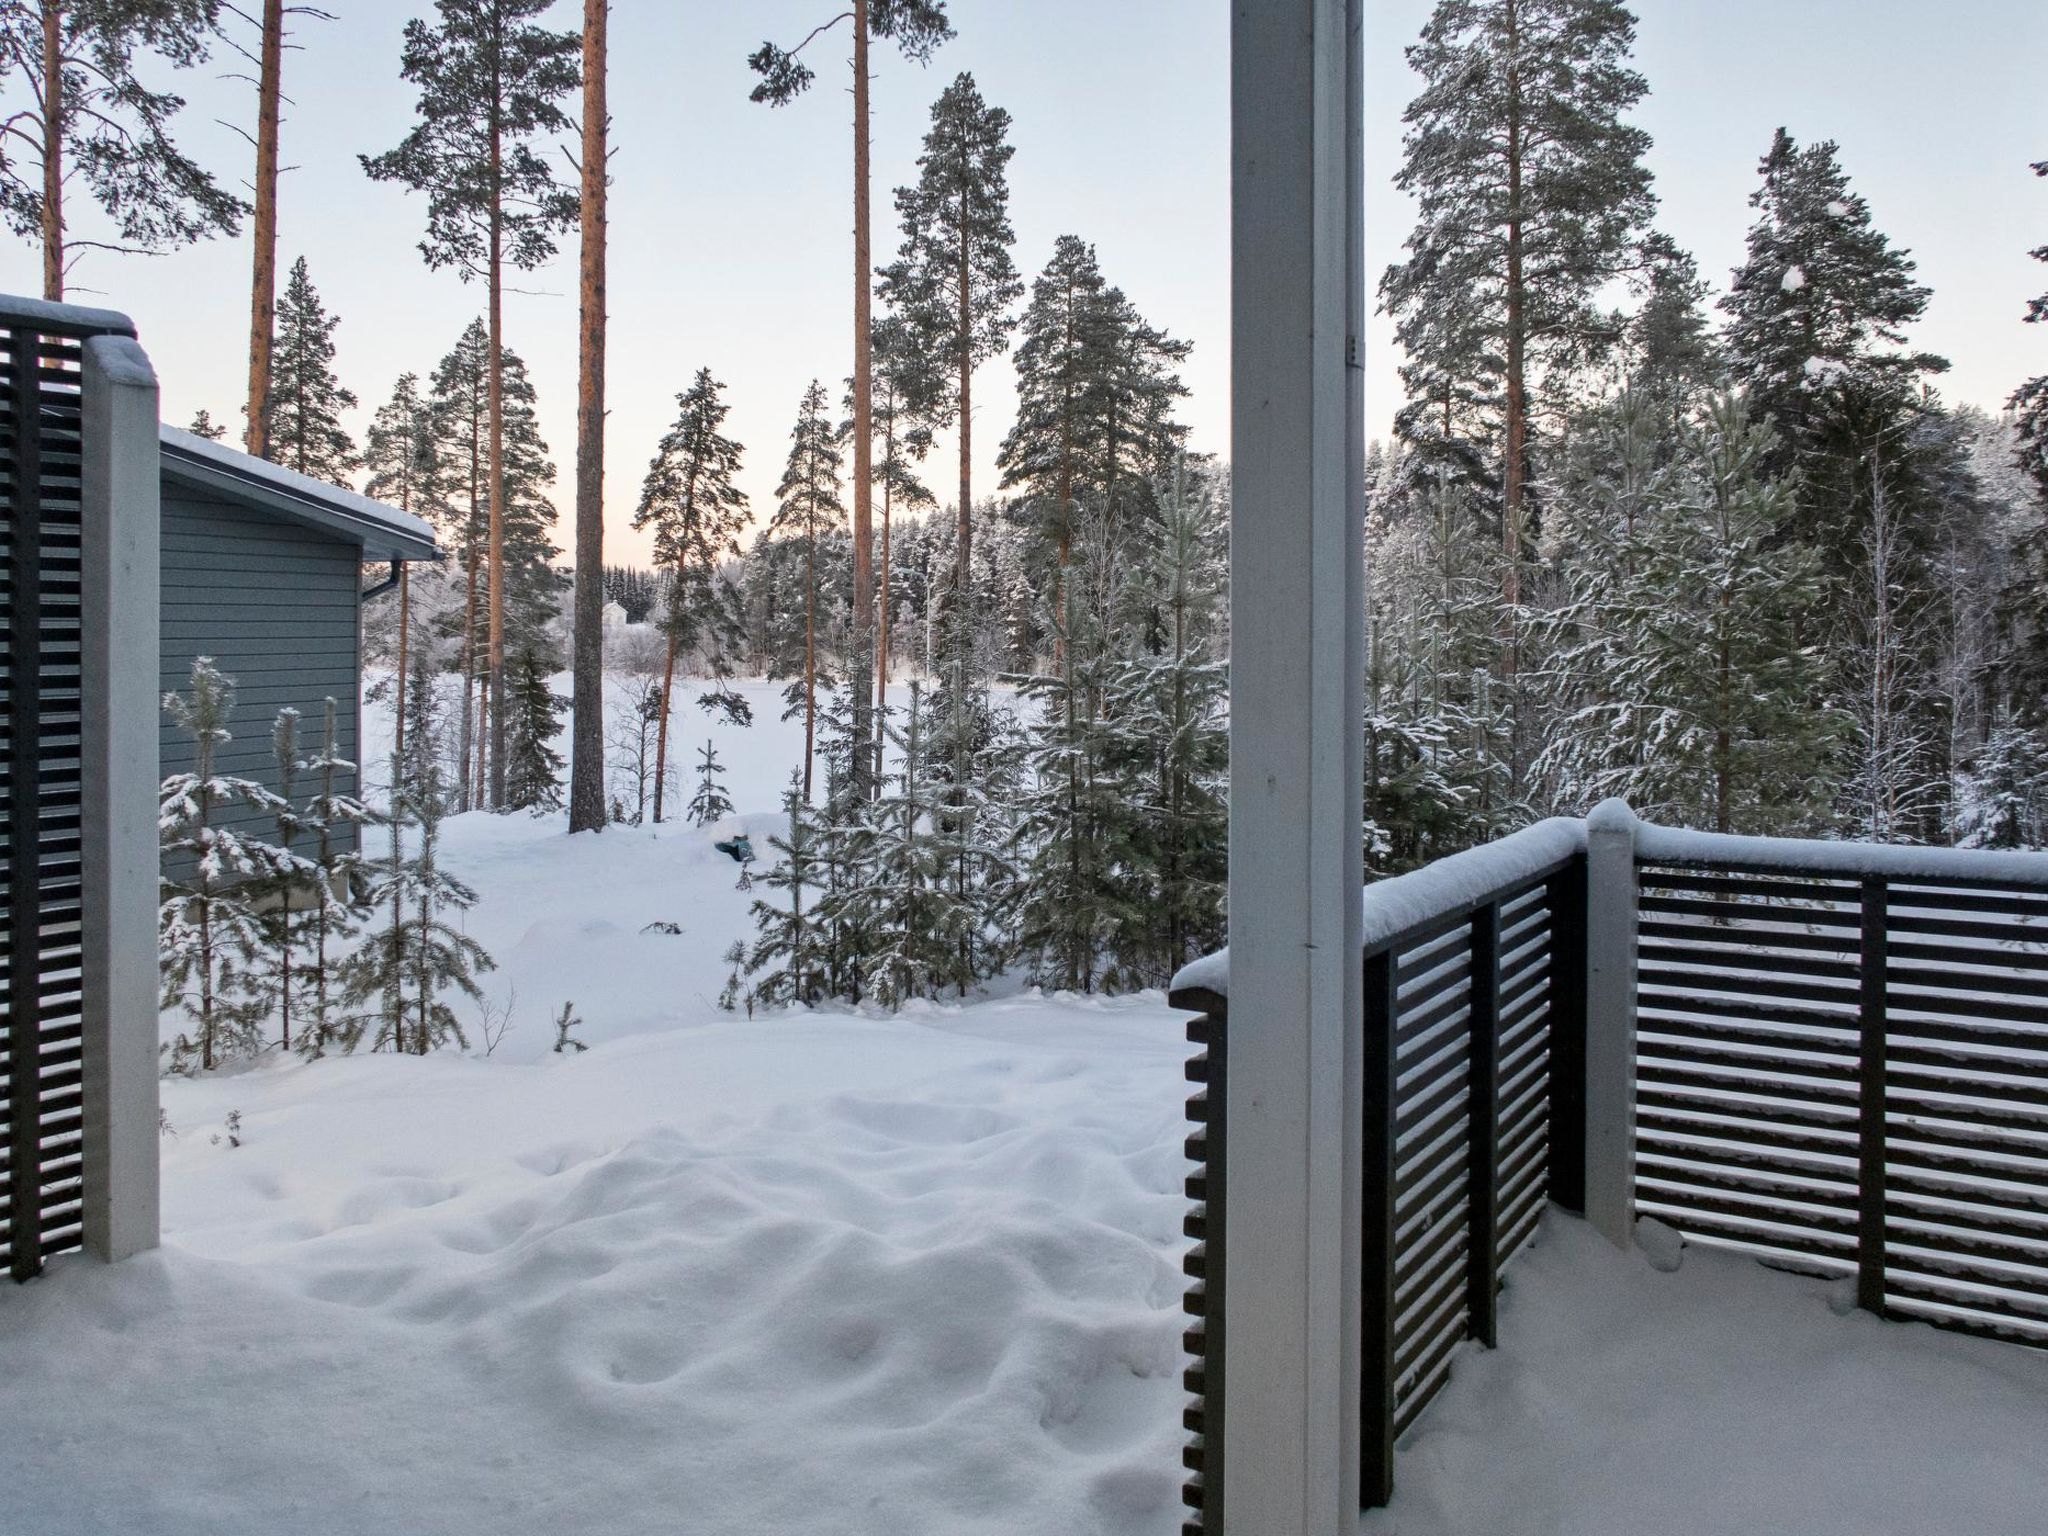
[1170, 817, 1588, 1000]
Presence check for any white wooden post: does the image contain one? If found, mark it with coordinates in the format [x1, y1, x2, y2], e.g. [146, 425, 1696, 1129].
[1583, 798, 1639, 1249]
[1226, 0, 1366, 1528]
[79, 333, 162, 1262]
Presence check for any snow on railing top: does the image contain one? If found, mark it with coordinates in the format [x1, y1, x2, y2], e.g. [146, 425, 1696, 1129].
[1633, 819, 2048, 887]
[1168, 817, 1587, 1000]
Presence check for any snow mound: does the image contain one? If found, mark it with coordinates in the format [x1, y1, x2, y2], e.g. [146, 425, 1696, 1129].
[4, 1000, 1196, 1536]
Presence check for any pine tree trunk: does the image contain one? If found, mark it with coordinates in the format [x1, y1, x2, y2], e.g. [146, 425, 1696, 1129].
[850, 1, 876, 795]
[486, 105, 509, 811]
[876, 463, 892, 791]
[39, 1, 63, 300]
[395, 567, 411, 771]
[1501, 0, 1527, 788]
[652, 625, 678, 823]
[804, 528, 817, 801]
[956, 181, 974, 594]
[458, 549, 480, 810]
[244, 0, 285, 456]
[388, 808, 404, 1055]
[568, 0, 609, 834]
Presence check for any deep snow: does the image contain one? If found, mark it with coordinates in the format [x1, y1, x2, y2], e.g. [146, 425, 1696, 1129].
[6, 668, 2046, 1534]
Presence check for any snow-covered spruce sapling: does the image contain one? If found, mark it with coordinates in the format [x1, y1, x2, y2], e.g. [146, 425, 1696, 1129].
[340, 758, 494, 1055]
[297, 698, 375, 1058]
[740, 772, 832, 1008]
[160, 658, 293, 1074]
[503, 646, 567, 814]
[257, 707, 323, 1054]
[687, 738, 733, 827]
[854, 682, 955, 1007]
[551, 1002, 587, 1054]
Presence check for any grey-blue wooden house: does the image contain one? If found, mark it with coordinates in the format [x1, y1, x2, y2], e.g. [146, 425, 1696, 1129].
[158, 425, 440, 854]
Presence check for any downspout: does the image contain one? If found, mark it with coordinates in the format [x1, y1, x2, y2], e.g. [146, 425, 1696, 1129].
[361, 560, 401, 601]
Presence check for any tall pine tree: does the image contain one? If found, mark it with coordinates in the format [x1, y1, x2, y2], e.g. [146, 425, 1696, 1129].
[363, 371, 443, 770]
[1382, 0, 1656, 600]
[877, 72, 1021, 595]
[365, 0, 579, 810]
[769, 381, 847, 800]
[633, 368, 750, 821]
[264, 256, 358, 486]
[0, 0, 243, 298]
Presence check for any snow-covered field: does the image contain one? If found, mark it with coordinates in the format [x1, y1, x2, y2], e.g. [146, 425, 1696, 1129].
[3, 670, 2045, 1533]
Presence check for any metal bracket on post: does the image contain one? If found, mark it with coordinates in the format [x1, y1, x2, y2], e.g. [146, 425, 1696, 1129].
[1583, 799, 1640, 1250]
[79, 333, 162, 1264]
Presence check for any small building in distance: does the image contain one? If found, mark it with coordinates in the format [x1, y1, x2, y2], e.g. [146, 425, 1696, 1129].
[158, 425, 441, 853]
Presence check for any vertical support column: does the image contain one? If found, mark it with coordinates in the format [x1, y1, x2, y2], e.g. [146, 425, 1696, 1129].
[79, 334, 161, 1263]
[1856, 876, 1888, 1316]
[1464, 903, 1501, 1348]
[1583, 800, 1639, 1250]
[1546, 853, 1589, 1214]
[1228, 0, 1366, 1527]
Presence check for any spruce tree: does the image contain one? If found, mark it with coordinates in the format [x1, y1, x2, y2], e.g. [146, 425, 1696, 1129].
[743, 773, 832, 1009]
[999, 235, 1192, 584]
[1723, 128, 1947, 468]
[363, 371, 443, 770]
[257, 707, 322, 1053]
[159, 658, 290, 1074]
[340, 756, 493, 1055]
[298, 697, 374, 1058]
[503, 647, 566, 813]
[1545, 394, 1843, 833]
[1112, 468, 1227, 982]
[1955, 725, 2048, 849]
[365, 0, 580, 810]
[1014, 519, 1141, 994]
[856, 683, 969, 1006]
[687, 739, 733, 827]
[0, 1, 244, 298]
[770, 381, 848, 800]
[264, 256, 358, 486]
[633, 368, 751, 821]
[1366, 472, 1518, 857]
[2006, 160, 2048, 715]
[426, 320, 563, 810]
[877, 72, 1022, 592]
[186, 409, 227, 440]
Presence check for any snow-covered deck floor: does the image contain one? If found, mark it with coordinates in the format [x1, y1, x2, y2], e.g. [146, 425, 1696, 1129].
[1367, 1215, 2048, 1536]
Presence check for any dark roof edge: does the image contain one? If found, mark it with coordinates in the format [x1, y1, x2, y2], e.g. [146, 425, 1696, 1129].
[160, 433, 442, 564]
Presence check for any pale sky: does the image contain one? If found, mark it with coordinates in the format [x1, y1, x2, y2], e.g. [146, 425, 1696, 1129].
[2, 1, 2039, 565]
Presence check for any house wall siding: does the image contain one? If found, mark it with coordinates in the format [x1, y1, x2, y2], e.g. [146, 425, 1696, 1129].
[158, 489, 362, 858]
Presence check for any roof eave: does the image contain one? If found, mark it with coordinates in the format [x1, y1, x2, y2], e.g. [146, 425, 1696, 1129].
[160, 447, 443, 564]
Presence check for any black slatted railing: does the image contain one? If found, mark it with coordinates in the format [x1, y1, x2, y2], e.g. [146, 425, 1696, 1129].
[1172, 821, 1590, 1526]
[1, 300, 135, 1281]
[1633, 830, 2048, 1349]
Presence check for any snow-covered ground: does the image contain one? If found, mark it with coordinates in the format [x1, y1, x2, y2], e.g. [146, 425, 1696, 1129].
[4, 669, 2045, 1533]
